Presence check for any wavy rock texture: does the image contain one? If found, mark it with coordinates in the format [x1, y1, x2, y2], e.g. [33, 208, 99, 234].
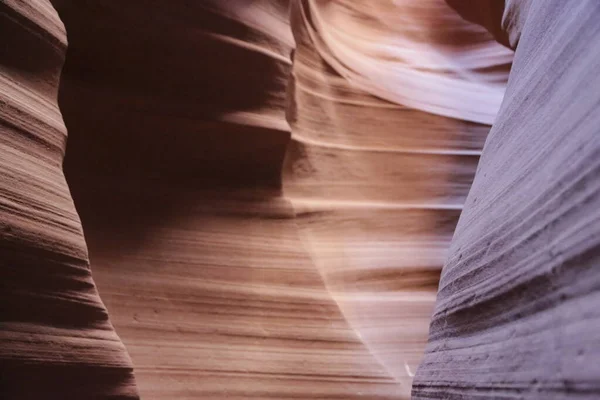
[284, 0, 509, 395]
[51, 1, 403, 398]
[413, 0, 600, 398]
[0, 1, 138, 399]
[1, 0, 517, 399]
[293, 0, 513, 125]
[5, 0, 599, 398]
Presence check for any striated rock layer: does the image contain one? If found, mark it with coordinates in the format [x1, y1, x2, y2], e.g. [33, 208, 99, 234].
[413, 0, 600, 398]
[68, 182, 408, 399]
[293, 0, 512, 125]
[284, 0, 509, 395]
[0, 1, 138, 398]
[20, 0, 600, 399]
[1, 0, 517, 398]
[52, 1, 402, 398]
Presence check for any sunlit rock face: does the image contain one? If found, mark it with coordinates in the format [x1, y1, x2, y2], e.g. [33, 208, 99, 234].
[295, 0, 512, 125]
[0, 1, 138, 398]
[413, 1, 600, 398]
[284, 0, 510, 395]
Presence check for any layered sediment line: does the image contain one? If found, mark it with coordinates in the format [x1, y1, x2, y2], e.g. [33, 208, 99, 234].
[284, 1, 510, 395]
[413, 1, 600, 398]
[52, 1, 403, 398]
[0, 1, 138, 398]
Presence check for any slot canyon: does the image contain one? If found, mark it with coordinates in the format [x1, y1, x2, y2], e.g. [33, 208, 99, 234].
[1, 0, 599, 399]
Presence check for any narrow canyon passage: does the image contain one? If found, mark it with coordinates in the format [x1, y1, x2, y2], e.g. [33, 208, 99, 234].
[52, 1, 510, 398]
[3, 1, 599, 399]
[282, 0, 508, 387]
[53, 1, 403, 398]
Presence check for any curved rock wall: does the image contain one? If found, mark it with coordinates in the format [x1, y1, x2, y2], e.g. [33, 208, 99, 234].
[2, 1, 515, 398]
[9, 1, 595, 399]
[52, 0, 293, 186]
[51, 1, 403, 398]
[284, 0, 509, 395]
[293, 0, 512, 125]
[0, 1, 138, 398]
[413, 1, 600, 398]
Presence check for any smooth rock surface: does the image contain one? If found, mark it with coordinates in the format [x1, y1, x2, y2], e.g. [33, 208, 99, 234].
[296, 0, 512, 125]
[413, 1, 600, 398]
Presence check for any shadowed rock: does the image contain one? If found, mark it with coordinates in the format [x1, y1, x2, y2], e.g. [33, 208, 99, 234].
[0, 1, 138, 398]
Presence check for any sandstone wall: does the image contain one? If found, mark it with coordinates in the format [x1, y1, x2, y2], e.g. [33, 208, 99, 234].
[413, 1, 600, 398]
[0, 1, 138, 398]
